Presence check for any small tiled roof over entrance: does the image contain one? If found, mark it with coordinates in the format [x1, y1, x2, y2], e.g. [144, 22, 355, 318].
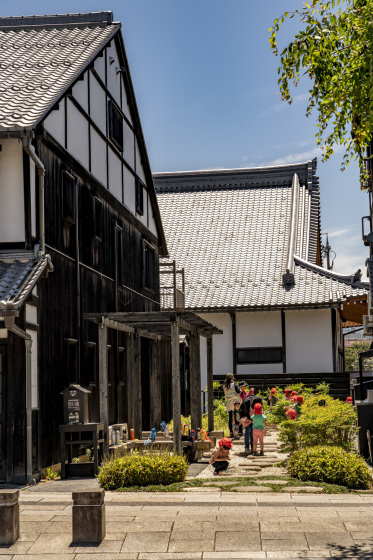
[0, 12, 118, 131]
[0, 251, 52, 310]
[154, 162, 369, 311]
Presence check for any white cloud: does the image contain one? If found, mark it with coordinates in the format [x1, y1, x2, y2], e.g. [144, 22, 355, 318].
[242, 144, 345, 168]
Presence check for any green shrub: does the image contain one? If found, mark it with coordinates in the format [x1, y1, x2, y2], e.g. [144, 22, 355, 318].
[286, 446, 372, 489]
[279, 395, 358, 452]
[97, 452, 188, 490]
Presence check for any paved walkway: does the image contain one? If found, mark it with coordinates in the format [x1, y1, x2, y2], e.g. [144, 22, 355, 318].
[2, 488, 372, 559]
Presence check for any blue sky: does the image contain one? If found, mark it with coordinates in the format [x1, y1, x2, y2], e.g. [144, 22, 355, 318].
[1, 0, 369, 275]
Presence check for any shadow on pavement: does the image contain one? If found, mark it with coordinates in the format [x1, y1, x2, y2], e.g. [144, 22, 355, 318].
[328, 543, 373, 558]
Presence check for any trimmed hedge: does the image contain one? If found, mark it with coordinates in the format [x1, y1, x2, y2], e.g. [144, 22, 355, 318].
[97, 453, 188, 490]
[286, 446, 372, 489]
[279, 395, 358, 452]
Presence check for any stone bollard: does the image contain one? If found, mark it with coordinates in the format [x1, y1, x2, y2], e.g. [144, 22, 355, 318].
[72, 490, 105, 543]
[0, 490, 19, 545]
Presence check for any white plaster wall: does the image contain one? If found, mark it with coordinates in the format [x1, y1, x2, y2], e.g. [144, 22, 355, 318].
[66, 99, 89, 170]
[123, 121, 135, 168]
[90, 73, 107, 134]
[236, 311, 282, 347]
[0, 139, 25, 243]
[26, 329, 38, 409]
[286, 309, 333, 373]
[108, 148, 122, 202]
[199, 313, 233, 376]
[26, 304, 37, 325]
[43, 103, 65, 147]
[72, 73, 89, 114]
[148, 209, 158, 237]
[91, 128, 107, 187]
[30, 160, 36, 237]
[135, 139, 146, 184]
[106, 42, 121, 107]
[123, 166, 136, 213]
[94, 52, 106, 84]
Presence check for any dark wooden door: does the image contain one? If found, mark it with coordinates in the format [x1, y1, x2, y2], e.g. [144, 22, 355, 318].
[0, 346, 6, 480]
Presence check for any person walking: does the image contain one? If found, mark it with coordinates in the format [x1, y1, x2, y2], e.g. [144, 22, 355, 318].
[222, 373, 241, 438]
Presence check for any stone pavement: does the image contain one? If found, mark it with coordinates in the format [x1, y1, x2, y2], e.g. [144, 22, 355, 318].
[1, 487, 373, 559]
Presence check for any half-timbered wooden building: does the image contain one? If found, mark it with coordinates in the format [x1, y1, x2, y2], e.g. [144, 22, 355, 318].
[154, 162, 369, 397]
[0, 11, 209, 483]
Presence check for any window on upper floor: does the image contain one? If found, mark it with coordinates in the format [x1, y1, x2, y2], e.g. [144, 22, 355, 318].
[143, 240, 155, 292]
[108, 99, 123, 152]
[135, 179, 144, 216]
[236, 347, 283, 364]
[62, 171, 75, 225]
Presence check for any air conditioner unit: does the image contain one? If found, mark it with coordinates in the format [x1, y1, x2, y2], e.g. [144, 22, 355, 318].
[363, 315, 373, 336]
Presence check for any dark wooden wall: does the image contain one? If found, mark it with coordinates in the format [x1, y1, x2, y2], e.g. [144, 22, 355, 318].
[33, 137, 161, 471]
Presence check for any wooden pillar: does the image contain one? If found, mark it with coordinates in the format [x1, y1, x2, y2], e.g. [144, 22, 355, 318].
[149, 340, 162, 429]
[171, 322, 181, 455]
[207, 336, 214, 432]
[127, 333, 142, 439]
[98, 324, 108, 454]
[189, 331, 202, 433]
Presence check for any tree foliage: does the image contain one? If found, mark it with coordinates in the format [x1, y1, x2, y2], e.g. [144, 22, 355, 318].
[344, 339, 373, 370]
[269, 0, 373, 179]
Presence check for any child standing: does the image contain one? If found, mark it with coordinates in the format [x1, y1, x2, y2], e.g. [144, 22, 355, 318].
[210, 437, 232, 476]
[251, 403, 267, 456]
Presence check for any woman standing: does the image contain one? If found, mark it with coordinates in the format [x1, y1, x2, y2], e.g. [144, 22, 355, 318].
[222, 373, 241, 438]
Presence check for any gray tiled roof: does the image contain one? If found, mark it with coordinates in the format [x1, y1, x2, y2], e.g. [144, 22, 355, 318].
[154, 162, 368, 310]
[0, 251, 51, 310]
[0, 12, 118, 131]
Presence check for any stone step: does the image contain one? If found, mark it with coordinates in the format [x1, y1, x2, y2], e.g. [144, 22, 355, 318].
[231, 486, 273, 492]
[288, 486, 324, 493]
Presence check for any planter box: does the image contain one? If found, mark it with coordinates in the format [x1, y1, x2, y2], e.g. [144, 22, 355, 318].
[66, 462, 95, 478]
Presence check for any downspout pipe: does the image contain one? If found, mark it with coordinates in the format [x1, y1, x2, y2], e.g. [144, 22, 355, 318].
[22, 136, 45, 256]
[4, 316, 34, 485]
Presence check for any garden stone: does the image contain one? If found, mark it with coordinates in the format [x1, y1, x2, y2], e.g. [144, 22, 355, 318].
[289, 486, 324, 493]
[257, 480, 289, 485]
[231, 486, 273, 492]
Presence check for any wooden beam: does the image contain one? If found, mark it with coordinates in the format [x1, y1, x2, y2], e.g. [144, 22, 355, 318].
[171, 322, 181, 455]
[207, 336, 214, 432]
[137, 329, 161, 341]
[127, 333, 142, 439]
[98, 323, 109, 454]
[189, 331, 202, 433]
[149, 340, 161, 429]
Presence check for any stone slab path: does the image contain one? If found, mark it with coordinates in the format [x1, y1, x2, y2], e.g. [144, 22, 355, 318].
[2, 488, 373, 559]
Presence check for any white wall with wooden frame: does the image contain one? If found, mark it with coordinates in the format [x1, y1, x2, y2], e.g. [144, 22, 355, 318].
[43, 38, 158, 239]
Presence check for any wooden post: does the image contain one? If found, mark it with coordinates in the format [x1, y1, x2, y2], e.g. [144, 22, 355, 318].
[127, 333, 142, 439]
[171, 322, 181, 455]
[189, 331, 202, 433]
[149, 340, 161, 430]
[98, 323, 108, 454]
[207, 336, 214, 432]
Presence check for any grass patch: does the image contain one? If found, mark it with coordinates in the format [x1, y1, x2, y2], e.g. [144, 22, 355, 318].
[112, 474, 368, 494]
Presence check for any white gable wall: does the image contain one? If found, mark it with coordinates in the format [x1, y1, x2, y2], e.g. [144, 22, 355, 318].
[41, 39, 158, 242]
[43, 103, 65, 147]
[0, 139, 25, 243]
[285, 308, 333, 373]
